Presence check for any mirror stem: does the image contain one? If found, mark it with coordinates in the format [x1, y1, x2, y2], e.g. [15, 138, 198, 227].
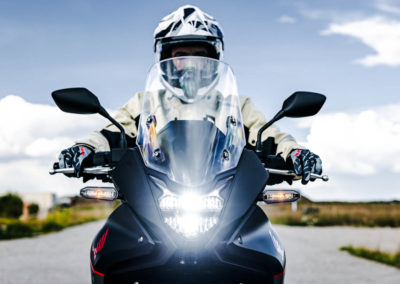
[98, 106, 127, 149]
[256, 110, 284, 153]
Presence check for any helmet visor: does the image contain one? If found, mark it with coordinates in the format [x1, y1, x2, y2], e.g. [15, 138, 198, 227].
[155, 37, 223, 61]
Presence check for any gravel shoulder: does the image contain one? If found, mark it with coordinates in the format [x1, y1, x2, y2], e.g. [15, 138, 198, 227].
[0, 221, 399, 284]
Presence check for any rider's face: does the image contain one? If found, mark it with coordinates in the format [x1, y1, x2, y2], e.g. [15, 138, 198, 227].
[171, 46, 209, 70]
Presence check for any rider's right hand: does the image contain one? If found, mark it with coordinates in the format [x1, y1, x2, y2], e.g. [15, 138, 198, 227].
[58, 145, 93, 178]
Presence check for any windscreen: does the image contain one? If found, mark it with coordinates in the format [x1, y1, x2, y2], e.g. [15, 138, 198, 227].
[137, 57, 245, 186]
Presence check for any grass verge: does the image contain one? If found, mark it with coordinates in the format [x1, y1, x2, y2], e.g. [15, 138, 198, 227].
[340, 246, 400, 269]
[0, 199, 120, 240]
[261, 198, 400, 227]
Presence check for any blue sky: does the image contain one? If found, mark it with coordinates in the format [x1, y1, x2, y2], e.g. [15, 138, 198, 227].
[1, 0, 399, 110]
[1, 0, 400, 200]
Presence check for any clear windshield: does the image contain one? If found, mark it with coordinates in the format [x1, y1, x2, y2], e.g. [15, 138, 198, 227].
[137, 57, 245, 186]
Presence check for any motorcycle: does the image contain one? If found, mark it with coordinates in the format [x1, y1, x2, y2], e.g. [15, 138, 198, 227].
[50, 57, 328, 284]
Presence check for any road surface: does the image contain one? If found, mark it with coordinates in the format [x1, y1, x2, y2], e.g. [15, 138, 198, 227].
[0, 221, 399, 283]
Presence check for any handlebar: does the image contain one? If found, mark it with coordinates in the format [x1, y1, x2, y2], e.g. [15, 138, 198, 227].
[49, 166, 113, 175]
[49, 165, 329, 182]
[265, 168, 329, 182]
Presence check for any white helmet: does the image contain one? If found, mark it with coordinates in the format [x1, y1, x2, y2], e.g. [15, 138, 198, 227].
[154, 5, 224, 61]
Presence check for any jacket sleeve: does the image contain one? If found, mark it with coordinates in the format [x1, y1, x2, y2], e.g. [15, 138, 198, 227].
[74, 92, 144, 152]
[239, 96, 305, 160]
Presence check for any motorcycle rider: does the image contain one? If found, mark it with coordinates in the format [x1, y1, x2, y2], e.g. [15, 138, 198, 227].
[58, 5, 322, 185]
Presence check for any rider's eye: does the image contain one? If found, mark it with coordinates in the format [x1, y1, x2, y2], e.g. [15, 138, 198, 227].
[194, 51, 209, 57]
[174, 52, 189, 57]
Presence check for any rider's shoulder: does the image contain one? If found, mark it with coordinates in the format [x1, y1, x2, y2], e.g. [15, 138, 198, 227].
[239, 95, 251, 106]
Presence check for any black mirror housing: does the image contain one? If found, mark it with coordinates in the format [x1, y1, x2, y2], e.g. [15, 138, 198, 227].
[256, 91, 326, 153]
[282, 91, 326, 118]
[51, 87, 127, 149]
[52, 88, 101, 115]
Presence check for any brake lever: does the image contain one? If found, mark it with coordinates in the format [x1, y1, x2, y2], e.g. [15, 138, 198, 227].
[265, 168, 329, 182]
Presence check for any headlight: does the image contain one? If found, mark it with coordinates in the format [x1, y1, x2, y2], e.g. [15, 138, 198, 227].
[159, 191, 223, 238]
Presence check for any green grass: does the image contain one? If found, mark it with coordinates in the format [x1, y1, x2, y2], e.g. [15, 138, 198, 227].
[0, 199, 120, 240]
[261, 199, 400, 227]
[340, 246, 400, 269]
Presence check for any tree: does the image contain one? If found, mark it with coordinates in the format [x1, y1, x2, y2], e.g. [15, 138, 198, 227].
[28, 203, 40, 217]
[0, 194, 23, 218]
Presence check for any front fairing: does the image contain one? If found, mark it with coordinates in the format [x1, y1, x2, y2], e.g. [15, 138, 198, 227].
[110, 148, 268, 241]
[90, 149, 282, 283]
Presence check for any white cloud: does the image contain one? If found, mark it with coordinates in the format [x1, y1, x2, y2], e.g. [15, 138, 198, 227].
[322, 16, 400, 66]
[278, 15, 297, 24]
[0, 95, 105, 159]
[0, 95, 107, 195]
[299, 104, 400, 175]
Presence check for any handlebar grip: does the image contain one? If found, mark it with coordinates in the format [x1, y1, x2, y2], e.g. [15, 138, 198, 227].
[49, 168, 74, 175]
[265, 168, 329, 182]
[49, 166, 113, 175]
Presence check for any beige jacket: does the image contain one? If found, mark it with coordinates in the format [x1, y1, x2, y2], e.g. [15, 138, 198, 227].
[75, 92, 303, 160]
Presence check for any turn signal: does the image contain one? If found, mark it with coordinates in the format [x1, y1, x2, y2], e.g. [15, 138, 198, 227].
[263, 190, 300, 204]
[80, 187, 118, 201]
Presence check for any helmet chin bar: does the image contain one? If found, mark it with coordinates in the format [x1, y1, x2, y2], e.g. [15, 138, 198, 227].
[179, 67, 200, 101]
[159, 56, 220, 104]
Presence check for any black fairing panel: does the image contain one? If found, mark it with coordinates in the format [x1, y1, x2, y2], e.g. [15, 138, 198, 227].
[90, 203, 175, 277]
[111, 149, 165, 230]
[217, 206, 285, 271]
[219, 149, 269, 226]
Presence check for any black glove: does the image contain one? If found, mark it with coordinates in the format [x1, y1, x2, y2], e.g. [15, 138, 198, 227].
[58, 145, 93, 178]
[289, 149, 322, 185]
[262, 153, 294, 185]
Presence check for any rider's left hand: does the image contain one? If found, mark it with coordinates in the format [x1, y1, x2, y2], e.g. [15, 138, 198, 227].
[289, 149, 322, 185]
[58, 145, 93, 178]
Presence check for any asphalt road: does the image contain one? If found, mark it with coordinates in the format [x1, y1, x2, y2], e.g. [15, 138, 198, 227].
[0, 221, 399, 284]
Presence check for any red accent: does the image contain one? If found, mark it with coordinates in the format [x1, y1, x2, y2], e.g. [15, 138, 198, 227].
[92, 228, 109, 260]
[80, 146, 85, 156]
[294, 149, 301, 157]
[96, 228, 109, 252]
[274, 270, 285, 279]
[90, 259, 104, 277]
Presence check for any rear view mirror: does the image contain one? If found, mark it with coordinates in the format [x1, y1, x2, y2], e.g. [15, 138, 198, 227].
[51, 87, 127, 149]
[282, 91, 326, 118]
[256, 91, 326, 153]
[52, 88, 102, 115]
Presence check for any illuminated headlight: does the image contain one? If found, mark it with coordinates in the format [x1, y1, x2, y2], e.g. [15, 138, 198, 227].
[159, 191, 223, 238]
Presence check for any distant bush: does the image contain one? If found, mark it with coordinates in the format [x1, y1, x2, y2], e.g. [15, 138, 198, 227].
[302, 207, 320, 215]
[0, 194, 23, 219]
[0, 200, 114, 240]
[41, 221, 63, 233]
[2, 222, 34, 239]
[28, 203, 40, 216]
